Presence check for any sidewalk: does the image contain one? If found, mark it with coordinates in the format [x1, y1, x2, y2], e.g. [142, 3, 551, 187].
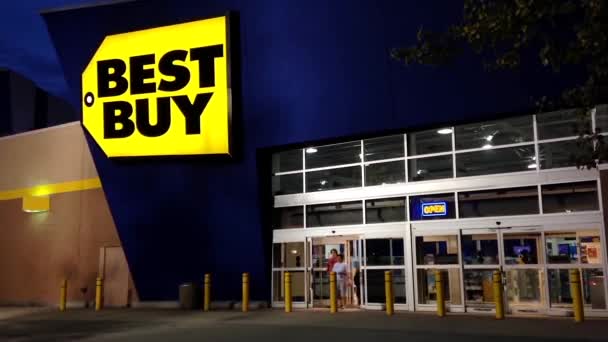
[0, 307, 50, 321]
[0, 308, 606, 341]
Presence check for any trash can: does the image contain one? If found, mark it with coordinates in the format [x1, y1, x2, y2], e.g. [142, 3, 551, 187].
[179, 283, 201, 310]
[589, 276, 605, 309]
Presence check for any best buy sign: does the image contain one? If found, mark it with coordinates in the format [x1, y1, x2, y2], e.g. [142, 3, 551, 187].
[82, 16, 232, 157]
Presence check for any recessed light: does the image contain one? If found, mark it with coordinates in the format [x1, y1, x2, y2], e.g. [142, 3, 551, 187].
[528, 163, 537, 169]
[486, 135, 494, 142]
[437, 128, 453, 135]
[482, 144, 492, 149]
[305, 147, 318, 154]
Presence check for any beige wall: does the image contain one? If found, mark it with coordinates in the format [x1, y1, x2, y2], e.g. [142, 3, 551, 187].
[0, 123, 134, 306]
[0, 122, 97, 192]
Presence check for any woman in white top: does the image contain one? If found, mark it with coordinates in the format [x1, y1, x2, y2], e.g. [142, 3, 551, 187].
[332, 254, 348, 309]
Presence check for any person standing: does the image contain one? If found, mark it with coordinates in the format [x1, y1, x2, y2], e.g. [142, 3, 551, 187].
[332, 254, 349, 309]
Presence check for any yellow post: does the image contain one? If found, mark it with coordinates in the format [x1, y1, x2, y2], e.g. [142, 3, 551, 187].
[569, 269, 584, 323]
[242, 272, 250, 313]
[59, 279, 67, 312]
[493, 271, 504, 320]
[385, 271, 394, 316]
[285, 271, 293, 313]
[435, 270, 445, 317]
[329, 271, 337, 314]
[95, 277, 104, 311]
[204, 273, 211, 312]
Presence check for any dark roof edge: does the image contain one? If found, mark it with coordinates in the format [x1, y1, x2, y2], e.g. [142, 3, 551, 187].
[40, 0, 138, 15]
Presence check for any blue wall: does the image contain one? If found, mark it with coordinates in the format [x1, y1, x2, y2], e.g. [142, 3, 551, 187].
[42, 0, 569, 301]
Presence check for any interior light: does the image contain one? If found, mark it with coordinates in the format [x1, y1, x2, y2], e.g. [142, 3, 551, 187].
[291, 249, 298, 255]
[486, 135, 494, 142]
[527, 163, 537, 169]
[320, 180, 327, 185]
[532, 156, 537, 161]
[305, 147, 318, 154]
[416, 169, 424, 175]
[482, 144, 493, 149]
[437, 128, 453, 135]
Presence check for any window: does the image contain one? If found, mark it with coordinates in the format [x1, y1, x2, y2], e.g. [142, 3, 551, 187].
[272, 174, 303, 195]
[546, 269, 605, 309]
[415, 235, 460, 265]
[545, 233, 578, 264]
[365, 197, 406, 223]
[505, 269, 542, 305]
[305, 141, 361, 169]
[461, 234, 499, 265]
[595, 105, 608, 133]
[536, 109, 590, 140]
[272, 149, 302, 173]
[417, 269, 462, 305]
[455, 116, 533, 150]
[409, 193, 455, 220]
[306, 201, 363, 227]
[458, 186, 539, 218]
[456, 145, 535, 177]
[583, 269, 606, 309]
[365, 238, 405, 265]
[538, 140, 580, 169]
[503, 233, 541, 265]
[580, 233, 602, 264]
[408, 155, 453, 182]
[367, 269, 407, 304]
[305, 166, 361, 192]
[273, 242, 305, 268]
[364, 135, 404, 161]
[365, 160, 405, 186]
[407, 129, 452, 156]
[542, 181, 599, 213]
[464, 270, 497, 306]
[273, 206, 304, 229]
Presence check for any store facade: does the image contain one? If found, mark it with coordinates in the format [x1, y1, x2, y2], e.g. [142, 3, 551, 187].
[271, 107, 608, 316]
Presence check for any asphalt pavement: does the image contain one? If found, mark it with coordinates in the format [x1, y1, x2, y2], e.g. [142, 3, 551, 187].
[0, 308, 607, 342]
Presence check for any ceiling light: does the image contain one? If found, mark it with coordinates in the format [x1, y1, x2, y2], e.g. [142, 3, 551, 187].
[486, 135, 494, 142]
[320, 180, 327, 185]
[482, 144, 492, 149]
[305, 147, 318, 154]
[416, 169, 424, 175]
[437, 128, 453, 135]
[291, 250, 298, 255]
[528, 163, 537, 169]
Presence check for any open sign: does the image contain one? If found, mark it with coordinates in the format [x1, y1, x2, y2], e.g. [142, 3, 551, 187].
[421, 202, 448, 217]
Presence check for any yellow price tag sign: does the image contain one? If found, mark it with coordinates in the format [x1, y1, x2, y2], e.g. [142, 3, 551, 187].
[82, 16, 232, 158]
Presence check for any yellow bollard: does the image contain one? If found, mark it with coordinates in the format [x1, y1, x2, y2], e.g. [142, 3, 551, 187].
[385, 271, 394, 316]
[329, 272, 337, 314]
[285, 272, 293, 313]
[204, 273, 211, 312]
[569, 269, 584, 323]
[242, 273, 250, 313]
[435, 270, 445, 317]
[95, 277, 104, 311]
[493, 271, 504, 320]
[59, 279, 67, 312]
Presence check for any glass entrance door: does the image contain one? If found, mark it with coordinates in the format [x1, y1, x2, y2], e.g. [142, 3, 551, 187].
[460, 227, 546, 314]
[501, 228, 546, 314]
[307, 236, 362, 308]
[461, 229, 500, 313]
